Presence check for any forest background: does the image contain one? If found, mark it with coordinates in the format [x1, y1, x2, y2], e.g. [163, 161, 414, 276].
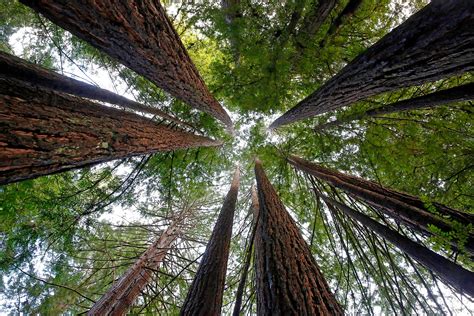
[0, 0, 473, 314]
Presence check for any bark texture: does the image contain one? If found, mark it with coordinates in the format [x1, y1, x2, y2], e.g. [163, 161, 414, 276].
[88, 218, 184, 316]
[180, 167, 240, 316]
[288, 155, 474, 255]
[0, 51, 194, 130]
[270, 0, 474, 129]
[232, 186, 259, 316]
[315, 82, 474, 131]
[323, 196, 474, 297]
[0, 78, 221, 185]
[20, 0, 233, 129]
[254, 160, 343, 316]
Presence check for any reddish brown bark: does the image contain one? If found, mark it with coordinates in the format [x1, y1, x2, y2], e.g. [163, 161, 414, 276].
[88, 217, 184, 316]
[254, 160, 343, 315]
[0, 51, 195, 130]
[20, 0, 233, 129]
[315, 82, 474, 131]
[323, 196, 474, 297]
[0, 78, 222, 185]
[288, 155, 474, 255]
[270, 0, 474, 128]
[180, 167, 240, 316]
[232, 186, 259, 316]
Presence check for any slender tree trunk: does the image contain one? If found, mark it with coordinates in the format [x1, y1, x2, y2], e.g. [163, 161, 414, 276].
[287, 155, 474, 255]
[296, 0, 337, 49]
[232, 186, 259, 316]
[0, 78, 221, 185]
[254, 159, 343, 315]
[221, 0, 242, 65]
[0, 51, 195, 130]
[270, 0, 474, 129]
[318, 0, 363, 48]
[20, 0, 233, 129]
[315, 82, 474, 131]
[322, 196, 474, 297]
[180, 167, 240, 316]
[88, 216, 185, 315]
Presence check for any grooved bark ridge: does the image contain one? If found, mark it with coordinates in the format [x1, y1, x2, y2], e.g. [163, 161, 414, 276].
[0, 78, 222, 185]
[271, 0, 474, 128]
[88, 218, 184, 316]
[288, 155, 474, 256]
[20, 0, 233, 129]
[254, 160, 343, 315]
[180, 167, 240, 316]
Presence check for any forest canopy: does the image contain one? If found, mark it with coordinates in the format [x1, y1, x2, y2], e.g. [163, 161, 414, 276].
[0, 0, 473, 315]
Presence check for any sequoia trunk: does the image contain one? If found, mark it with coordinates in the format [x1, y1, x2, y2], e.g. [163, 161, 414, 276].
[232, 186, 259, 316]
[20, 0, 233, 129]
[323, 196, 474, 297]
[180, 167, 240, 316]
[0, 78, 221, 185]
[0, 51, 194, 130]
[315, 82, 474, 131]
[270, 0, 474, 128]
[288, 155, 474, 255]
[88, 218, 184, 315]
[254, 160, 343, 315]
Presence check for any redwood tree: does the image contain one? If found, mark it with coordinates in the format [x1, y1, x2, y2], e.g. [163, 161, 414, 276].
[88, 215, 185, 316]
[270, 0, 474, 129]
[180, 167, 240, 316]
[20, 0, 233, 129]
[0, 78, 222, 185]
[254, 160, 343, 315]
[288, 155, 474, 255]
[315, 82, 474, 131]
[322, 196, 474, 297]
[0, 51, 194, 130]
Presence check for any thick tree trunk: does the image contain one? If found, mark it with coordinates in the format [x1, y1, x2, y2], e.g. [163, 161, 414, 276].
[296, 0, 337, 48]
[0, 78, 221, 185]
[254, 160, 343, 315]
[20, 0, 233, 129]
[180, 167, 240, 316]
[232, 186, 259, 316]
[315, 82, 474, 131]
[88, 217, 184, 316]
[270, 0, 474, 129]
[288, 155, 474, 255]
[0, 51, 195, 130]
[322, 196, 474, 297]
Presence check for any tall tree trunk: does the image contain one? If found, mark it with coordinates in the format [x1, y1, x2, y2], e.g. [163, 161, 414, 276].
[322, 196, 474, 297]
[88, 216, 185, 316]
[296, 0, 337, 49]
[232, 186, 259, 316]
[0, 51, 196, 130]
[20, 0, 233, 130]
[180, 167, 240, 316]
[287, 155, 474, 255]
[254, 159, 343, 315]
[0, 78, 222, 185]
[315, 82, 474, 131]
[318, 0, 363, 48]
[270, 0, 474, 129]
